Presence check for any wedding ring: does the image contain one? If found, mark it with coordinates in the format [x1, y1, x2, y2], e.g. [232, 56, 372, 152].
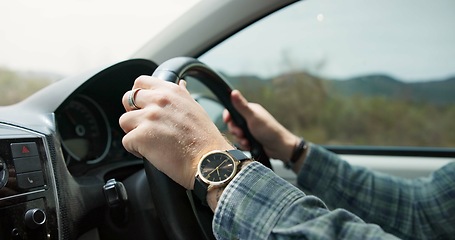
[128, 88, 141, 110]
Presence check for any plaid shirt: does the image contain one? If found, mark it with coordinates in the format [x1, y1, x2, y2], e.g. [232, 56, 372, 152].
[213, 156, 397, 238]
[299, 144, 455, 240]
[213, 144, 454, 239]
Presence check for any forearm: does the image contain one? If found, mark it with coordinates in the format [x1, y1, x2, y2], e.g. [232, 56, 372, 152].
[297, 145, 455, 239]
[297, 145, 404, 227]
[213, 162, 397, 240]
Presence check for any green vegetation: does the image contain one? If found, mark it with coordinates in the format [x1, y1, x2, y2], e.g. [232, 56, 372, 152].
[0, 67, 55, 106]
[1, 66, 453, 148]
[228, 72, 455, 148]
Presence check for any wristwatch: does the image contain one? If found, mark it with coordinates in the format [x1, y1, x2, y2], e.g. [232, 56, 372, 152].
[193, 149, 250, 205]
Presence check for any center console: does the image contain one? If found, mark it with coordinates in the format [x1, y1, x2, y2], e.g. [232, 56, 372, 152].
[0, 124, 59, 240]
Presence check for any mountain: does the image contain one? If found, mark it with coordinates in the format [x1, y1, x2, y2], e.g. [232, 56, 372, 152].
[407, 77, 455, 105]
[328, 74, 455, 105]
[224, 72, 455, 106]
[328, 75, 405, 98]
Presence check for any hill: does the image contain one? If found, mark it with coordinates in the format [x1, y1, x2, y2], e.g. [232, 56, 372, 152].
[328, 75, 455, 105]
[225, 72, 455, 106]
[0, 67, 60, 106]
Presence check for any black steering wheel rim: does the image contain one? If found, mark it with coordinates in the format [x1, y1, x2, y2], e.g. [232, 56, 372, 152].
[144, 57, 270, 240]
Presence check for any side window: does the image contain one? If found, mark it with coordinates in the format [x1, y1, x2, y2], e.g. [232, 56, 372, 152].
[199, 0, 455, 148]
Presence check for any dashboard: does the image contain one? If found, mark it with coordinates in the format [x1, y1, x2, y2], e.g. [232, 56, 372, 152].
[0, 59, 166, 239]
[55, 60, 159, 176]
[55, 60, 158, 176]
[57, 95, 112, 166]
[0, 129, 58, 240]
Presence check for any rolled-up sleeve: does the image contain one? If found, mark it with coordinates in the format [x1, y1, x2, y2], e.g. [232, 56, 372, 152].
[298, 144, 455, 239]
[213, 161, 398, 240]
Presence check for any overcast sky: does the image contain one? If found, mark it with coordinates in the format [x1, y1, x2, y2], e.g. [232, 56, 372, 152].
[0, 0, 199, 76]
[200, 0, 455, 82]
[1, 0, 454, 82]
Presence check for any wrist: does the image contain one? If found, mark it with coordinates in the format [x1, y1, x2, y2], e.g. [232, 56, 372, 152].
[207, 159, 253, 211]
[291, 143, 310, 172]
[284, 138, 308, 171]
[188, 140, 235, 190]
[274, 132, 300, 160]
[192, 147, 251, 208]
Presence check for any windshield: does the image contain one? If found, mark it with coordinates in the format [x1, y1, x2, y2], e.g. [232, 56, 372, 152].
[0, 0, 199, 106]
[200, 0, 455, 148]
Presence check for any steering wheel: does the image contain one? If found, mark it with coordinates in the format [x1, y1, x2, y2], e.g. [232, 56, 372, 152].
[143, 57, 271, 240]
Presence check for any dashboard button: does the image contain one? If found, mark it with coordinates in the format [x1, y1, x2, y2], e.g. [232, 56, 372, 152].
[16, 171, 45, 189]
[13, 156, 42, 173]
[10, 142, 39, 158]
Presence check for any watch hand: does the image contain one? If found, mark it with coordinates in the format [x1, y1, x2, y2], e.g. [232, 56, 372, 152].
[204, 158, 230, 180]
[218, 159, 229, 168]
[209, 159, 229, 175]
[207, 167, 218, 176]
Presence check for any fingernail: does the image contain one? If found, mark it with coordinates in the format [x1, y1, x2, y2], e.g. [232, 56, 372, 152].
[179, 79, 187, 87]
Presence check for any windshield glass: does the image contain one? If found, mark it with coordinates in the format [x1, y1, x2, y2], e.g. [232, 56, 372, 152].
[200, 0, 455, 148]
[0, 0, 199, 106]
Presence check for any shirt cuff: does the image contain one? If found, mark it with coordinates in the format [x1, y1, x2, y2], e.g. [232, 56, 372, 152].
[213, 161, 306, 240]
[297, 143, 340, 195]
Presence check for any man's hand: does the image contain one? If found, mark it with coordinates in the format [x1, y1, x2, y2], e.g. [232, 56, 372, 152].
[223, 90, 299, 161]
[119, 76, 233, 190]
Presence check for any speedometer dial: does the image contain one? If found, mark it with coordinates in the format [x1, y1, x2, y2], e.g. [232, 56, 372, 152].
[56, 95, 111, 164]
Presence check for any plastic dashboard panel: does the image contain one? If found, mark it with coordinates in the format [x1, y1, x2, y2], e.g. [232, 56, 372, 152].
[0, 124, 59, 240]
[0, 59, 160, 240]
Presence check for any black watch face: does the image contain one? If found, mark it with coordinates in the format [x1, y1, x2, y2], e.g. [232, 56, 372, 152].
[199, 152, 236, 183]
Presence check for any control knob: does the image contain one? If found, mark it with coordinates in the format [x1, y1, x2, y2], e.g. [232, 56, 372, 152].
[24, 208, 46, 229]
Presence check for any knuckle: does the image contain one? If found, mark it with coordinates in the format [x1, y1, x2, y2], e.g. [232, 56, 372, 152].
[153, 92, 171, 107]
[133, 75, 151, 87]
[118, 114, 129, 130]
[143, 107, 161, 120]
[122, 133, 133, 151]
[121, 92, 130, 107]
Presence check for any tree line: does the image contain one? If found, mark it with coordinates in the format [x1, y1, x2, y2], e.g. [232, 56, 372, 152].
[232, 72, 455, 148]
[0, 67, 54, 106]
[2, 67, 454, 148]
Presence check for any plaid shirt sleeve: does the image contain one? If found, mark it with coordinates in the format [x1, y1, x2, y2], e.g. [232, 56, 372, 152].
[213, 161, 398, 240]
[298, 144, 455, 240]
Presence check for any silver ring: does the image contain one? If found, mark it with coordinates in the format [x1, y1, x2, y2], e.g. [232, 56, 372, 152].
[128, 88, 141, 110]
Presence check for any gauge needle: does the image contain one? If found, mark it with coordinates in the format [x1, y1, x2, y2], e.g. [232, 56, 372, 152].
[65, 111, 78, 125]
